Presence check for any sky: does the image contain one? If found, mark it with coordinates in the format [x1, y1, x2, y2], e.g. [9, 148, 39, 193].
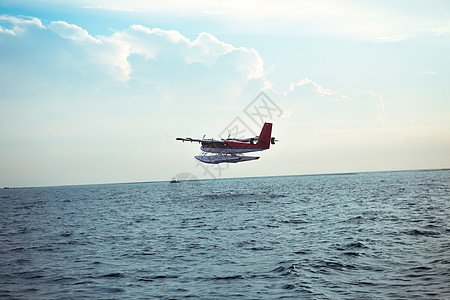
[0, 0, 449, 187]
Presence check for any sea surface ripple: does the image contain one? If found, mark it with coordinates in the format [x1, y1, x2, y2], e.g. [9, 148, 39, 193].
[1, 170, 449, 299]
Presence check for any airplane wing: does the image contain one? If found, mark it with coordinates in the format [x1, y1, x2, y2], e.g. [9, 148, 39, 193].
[176, 137, 226, 145]
[176, 137, 203, 143]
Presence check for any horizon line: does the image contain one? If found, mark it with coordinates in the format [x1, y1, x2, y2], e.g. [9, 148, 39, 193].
[2, 167, 449, 190]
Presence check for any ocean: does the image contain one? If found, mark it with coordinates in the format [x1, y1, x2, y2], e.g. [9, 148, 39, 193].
[1, 170, 449, 299]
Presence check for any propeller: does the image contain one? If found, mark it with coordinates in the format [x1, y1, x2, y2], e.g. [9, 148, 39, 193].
[271, 137, 279, 145]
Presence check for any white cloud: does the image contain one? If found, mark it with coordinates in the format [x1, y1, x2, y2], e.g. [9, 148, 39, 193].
[48, 21, 131, 81]
[0, 16, 263, 85]
[186, 32, 234, 65]
[49, 21, 101, 44]
[0, 15, 44, 35]
[121, 26, 264, 80]
[0, 14, 266, 101]
[1, 14, 388, 129]
[288, 78, 387, 124]
[128, 25, 189, 44]
[99, 24, 264, 82]
[291, 78, 348, 100]
[6, 2, 449, 42]
[416, 71, 438, 76]
[356, 90, 386, 124]
[52, 0, 450, 42]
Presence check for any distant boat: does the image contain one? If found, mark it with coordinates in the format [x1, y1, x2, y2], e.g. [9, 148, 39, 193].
[170, 177, 180, 183]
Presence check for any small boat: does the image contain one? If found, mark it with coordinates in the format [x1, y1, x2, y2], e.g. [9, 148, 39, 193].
[170, 177, 180, 183]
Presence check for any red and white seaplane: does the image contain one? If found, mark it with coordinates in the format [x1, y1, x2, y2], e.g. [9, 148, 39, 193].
[176, 122, 277, 164]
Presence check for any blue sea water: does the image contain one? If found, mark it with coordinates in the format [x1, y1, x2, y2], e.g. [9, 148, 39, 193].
[1, 170, 449, 299]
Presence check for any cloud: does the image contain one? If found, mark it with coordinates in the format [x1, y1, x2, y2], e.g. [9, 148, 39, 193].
[356, 90, 386, 124]
[0, 14, 388, 130]
[49, 21, 101, 44]
[121, 25, 264, 80]
[55, 0, 450, 42]
[185, 32, 234, 65]
[416, 71, 438, 76]
[0, 15, 44, 35]
[7, 2, 449, 43]
[0, 14, 266, 92]
[44, 18, 265, 84]
[0, 14, 269, 114]
[287, 78, 387, 125]
[290, 78, 347, 100]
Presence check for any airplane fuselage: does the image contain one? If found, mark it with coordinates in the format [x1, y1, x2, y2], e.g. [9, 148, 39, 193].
[201, 141, 267, 154]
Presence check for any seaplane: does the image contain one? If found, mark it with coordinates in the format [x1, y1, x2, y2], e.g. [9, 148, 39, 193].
[176, 122, 277, 164]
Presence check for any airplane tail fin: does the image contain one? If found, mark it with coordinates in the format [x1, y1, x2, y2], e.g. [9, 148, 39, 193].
[257, 122, 273, 149]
